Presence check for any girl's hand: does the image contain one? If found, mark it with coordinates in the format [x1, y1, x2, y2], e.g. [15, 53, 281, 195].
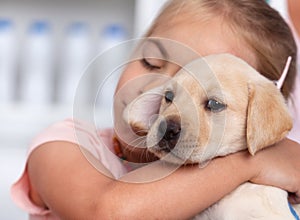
[249, 138, 300, 203]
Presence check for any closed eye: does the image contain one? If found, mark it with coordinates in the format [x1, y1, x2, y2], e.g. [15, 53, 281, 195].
[140, 39, 167, 71]
[141, 58, 162, 71]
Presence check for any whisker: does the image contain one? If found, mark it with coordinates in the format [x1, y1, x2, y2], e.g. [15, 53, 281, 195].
[129, 135, 146, 147]
[127, 135, 147, 158]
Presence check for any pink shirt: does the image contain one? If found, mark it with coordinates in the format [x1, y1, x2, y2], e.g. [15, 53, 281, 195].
[10, 119, 130, 220]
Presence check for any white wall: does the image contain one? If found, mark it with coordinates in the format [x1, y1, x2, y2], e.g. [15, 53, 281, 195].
[134, 0, 169, 37]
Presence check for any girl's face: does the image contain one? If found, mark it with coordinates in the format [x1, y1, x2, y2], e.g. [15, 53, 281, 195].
[116, 17, 257, 93]
[113, 17, 257, 161]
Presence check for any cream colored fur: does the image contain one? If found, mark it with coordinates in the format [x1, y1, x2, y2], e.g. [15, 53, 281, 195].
[123, 54, 297, 219]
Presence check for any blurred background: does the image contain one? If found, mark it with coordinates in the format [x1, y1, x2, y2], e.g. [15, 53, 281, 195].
[0, 0, 168, 218]
[0, 0, 285, 219]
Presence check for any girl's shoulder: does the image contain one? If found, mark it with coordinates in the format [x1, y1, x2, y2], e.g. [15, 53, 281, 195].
[26, 118, 115, 160]
[26, 118, 130, 176]
[10, 119, 128, 217]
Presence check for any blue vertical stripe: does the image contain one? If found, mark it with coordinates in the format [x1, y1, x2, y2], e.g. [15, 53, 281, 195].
[289, 203, 300, 220]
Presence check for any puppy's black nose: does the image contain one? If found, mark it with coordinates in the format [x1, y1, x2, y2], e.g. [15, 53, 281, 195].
[158, 119, 181, 151]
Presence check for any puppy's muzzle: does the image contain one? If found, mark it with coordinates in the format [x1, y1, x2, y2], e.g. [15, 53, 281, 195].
[157, 119, 181, 152]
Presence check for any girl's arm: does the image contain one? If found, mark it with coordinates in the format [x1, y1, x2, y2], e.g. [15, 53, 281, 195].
[28, 138, 300, 219]
[248, 138, 300, 204]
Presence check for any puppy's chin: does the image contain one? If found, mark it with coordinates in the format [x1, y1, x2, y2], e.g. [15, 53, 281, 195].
[147, 147, 197, 165]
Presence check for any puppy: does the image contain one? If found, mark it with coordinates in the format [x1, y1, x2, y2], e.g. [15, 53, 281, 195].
[123, 53, 300, 219]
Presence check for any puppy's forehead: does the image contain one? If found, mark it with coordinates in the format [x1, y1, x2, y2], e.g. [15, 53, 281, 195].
[174, 58, 219, 92]
[203, 54, 261, 83]
[171, 70, 208, 101]
[173, 54, 260, 103]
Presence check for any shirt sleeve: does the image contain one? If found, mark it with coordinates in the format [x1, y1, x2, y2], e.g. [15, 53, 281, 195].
[10, 118, 126, 216]
[10, 119, 80, 216]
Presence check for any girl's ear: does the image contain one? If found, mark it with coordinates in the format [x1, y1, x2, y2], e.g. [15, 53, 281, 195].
[123, 86, 164, 136]
[246, 81, 292, 155]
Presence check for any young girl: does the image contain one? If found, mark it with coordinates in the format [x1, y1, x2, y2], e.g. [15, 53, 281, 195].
[11, 0, 300, 219]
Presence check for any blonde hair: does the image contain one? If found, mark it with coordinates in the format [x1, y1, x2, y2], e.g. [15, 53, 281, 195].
[145, 0, 297, 99]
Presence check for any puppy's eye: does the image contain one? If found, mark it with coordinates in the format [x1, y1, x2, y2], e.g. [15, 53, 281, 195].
[206, 99, 226, 112]
[165, 90, 174, 103]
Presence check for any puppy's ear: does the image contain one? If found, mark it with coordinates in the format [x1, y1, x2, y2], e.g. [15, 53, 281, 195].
[246, 81, 292, 155]
[123, 86, 164, 136]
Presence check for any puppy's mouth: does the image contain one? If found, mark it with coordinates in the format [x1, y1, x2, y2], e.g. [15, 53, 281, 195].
[147, 143, 197, 165]
[146, 118, 199, 165]
[150, 149, 187, 164]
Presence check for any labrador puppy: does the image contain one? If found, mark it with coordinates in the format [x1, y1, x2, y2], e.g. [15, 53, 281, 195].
[123, 53, 300, 219]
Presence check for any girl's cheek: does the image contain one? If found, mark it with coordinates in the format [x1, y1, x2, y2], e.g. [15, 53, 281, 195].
[115, 62, 145, 93]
